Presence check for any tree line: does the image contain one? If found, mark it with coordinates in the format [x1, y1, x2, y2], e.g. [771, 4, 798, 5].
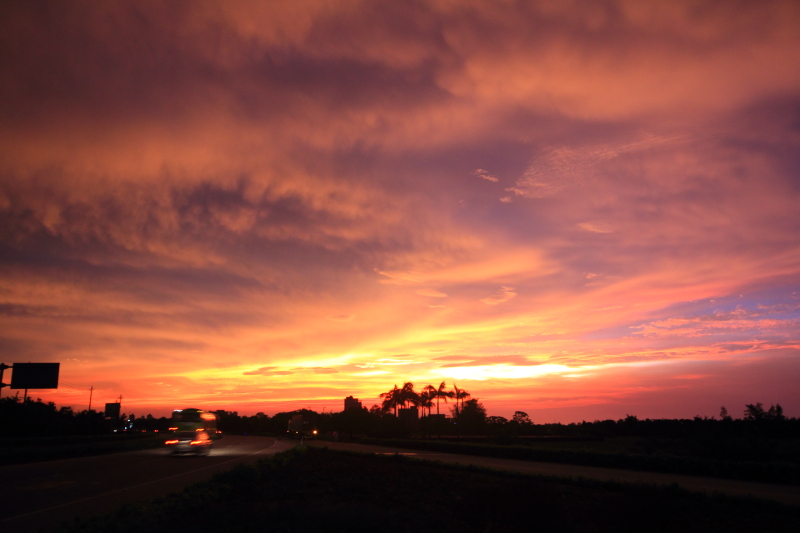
[377, 381, 474, 418]
[1, 389, 795, 441]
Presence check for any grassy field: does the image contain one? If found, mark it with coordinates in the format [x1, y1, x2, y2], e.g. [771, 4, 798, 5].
[511, 435, 800, 464]
[0, 434, 167, 465]
[53, 446, 800, 533]
[356, 436, 800, 485]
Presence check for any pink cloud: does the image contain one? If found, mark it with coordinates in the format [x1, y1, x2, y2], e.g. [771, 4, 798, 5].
[1, 2, 798, 419]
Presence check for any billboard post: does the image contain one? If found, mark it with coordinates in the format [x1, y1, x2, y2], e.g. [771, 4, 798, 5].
[105, 402, 122, 433]
[0, 363, 10, 398]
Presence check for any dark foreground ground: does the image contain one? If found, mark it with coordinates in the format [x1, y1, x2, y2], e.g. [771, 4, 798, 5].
[53, 446, 800, 533]
[1, 436, 291, 533]
[309, 440, 800, 505]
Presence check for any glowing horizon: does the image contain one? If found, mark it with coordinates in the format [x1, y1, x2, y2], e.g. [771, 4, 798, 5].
[1, 1, 799, 422]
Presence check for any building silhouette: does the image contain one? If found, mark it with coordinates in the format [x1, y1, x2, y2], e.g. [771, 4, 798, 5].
[343, 396, 363, 412]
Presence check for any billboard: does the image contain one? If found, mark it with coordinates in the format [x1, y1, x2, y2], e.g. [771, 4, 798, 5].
[105, 403, 121, 418]
[10, 363, 60, 389]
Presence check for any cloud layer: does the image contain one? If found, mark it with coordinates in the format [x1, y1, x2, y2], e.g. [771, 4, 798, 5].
[1, 1, 799, 419]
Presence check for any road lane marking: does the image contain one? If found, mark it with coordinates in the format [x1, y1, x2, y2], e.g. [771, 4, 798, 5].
[375, 452, 418, 455]
[21, 480, 76, 491]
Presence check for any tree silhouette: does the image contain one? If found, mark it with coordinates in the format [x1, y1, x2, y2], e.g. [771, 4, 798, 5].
[768, 403, 785, 421]
[452, 383, 471, 419]
[459, 398, 487, 434]
[432, 381, 452, 416]
[400, 382, 419, 410]
[420, 385, 435, 417]
[380, 385, 402, 417]
[745, 402, 786, 421]
[512, 411, 532, 425]
[744, 403, 766, 421]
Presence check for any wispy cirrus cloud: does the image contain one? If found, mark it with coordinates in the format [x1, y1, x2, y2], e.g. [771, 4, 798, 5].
[480, 286, 518, 306]
[474, 169, 499, 183]
[243, 367, 296, 377]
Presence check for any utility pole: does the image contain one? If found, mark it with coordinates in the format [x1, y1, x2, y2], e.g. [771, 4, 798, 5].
[88, 386, 94, 411]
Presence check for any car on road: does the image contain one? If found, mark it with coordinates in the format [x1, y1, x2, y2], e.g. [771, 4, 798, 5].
[165, 430, 213, 456]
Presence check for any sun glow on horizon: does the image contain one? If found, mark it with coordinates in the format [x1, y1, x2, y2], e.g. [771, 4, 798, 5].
[432, 364, 573, 381]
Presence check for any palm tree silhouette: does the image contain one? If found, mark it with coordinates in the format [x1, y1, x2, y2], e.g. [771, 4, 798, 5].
[432, 381, 452, 416]
[380, 385, 402, 417]
[400, 382, 419, 411]
[419, 386, 434, 417]
[422, 384, 437, 417]
[452, 383, 471, 419]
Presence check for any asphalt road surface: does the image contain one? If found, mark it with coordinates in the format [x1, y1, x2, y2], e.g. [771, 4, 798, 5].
[6, 437, 799, 533]
[308, 440, 800, 506]
[1, 435, 295, 532]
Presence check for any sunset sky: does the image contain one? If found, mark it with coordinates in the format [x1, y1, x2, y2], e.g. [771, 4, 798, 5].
[1, 1, 799, 421]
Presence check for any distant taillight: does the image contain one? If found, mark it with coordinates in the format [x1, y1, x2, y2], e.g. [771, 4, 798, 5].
[165, 439, 179, 445]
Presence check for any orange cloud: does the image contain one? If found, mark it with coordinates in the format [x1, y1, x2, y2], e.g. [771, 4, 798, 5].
[1, 1, 799, 420]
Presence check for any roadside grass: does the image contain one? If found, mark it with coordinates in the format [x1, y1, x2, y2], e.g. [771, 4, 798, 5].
[498, 435, 800, 471]
[53, 446, 800, 533]
[0, 434, 167, 465]
[357, 437, 800, 485]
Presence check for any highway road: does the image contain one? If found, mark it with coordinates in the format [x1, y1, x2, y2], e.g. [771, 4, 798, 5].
[6, 436, 799, 533]
[308, 440, 800, 506]
[1, 435, 295, 533]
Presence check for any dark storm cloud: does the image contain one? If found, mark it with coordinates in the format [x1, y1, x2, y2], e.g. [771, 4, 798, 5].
[0, 1, 453, 133]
